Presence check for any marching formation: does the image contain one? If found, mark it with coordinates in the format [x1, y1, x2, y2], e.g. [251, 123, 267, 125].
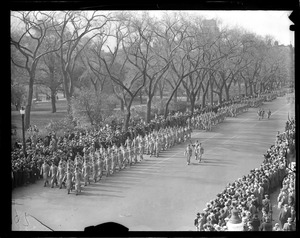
[12, 92, 281, 198]
[38, 124, 195, 195]
[12, 95, 259, 191]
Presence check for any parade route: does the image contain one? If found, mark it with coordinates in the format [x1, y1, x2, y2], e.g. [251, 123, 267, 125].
[12, 96, 294, 231]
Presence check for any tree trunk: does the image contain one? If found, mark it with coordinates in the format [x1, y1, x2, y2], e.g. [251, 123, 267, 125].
[124, 108, 131, 131]
[139, 90, 143, 104]
[25, 76, 34, 130]
[51, 89, 56, 113]
[202, 93, 206, 108]
[218, 92, 222, 104]
[190, 94, 196, 115]
[35, 85, 39, 100]
[164, 81, 183, 119]
[159, 87, 163, 99]
[173, 89, 177, 103]
[244, 81, 248, 96]
[120, 98, 124, 112]
[51, 89, 57, 113]
[210, 82, 214, 105]
[146, 95, 153, 123]
[202, 82, 209, 108]
[238, 81, 241, 96]
[249, 83, 253, 96]
[224, 84, 230, 101]
[62, 70, 73, 119]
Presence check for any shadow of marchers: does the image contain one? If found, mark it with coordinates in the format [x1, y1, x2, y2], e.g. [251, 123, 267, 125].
[190, 162, 223, 167]
[80, 191, 125, 198]
[80, 186, 123, 193]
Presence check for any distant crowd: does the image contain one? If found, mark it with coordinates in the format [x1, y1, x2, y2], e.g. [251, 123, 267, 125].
[194, 117, 295, 231]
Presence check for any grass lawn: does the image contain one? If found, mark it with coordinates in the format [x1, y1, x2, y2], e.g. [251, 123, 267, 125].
[11, 100, 68, 142]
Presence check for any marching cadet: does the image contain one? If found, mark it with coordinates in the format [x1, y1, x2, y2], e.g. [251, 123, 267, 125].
[149, 135, 155, 157]
[257, 108, 262, 120]
[155, 138, 160, 158]
[194, 140, 200, 161]
[184, 144, 193, 165]
[181, 127, 185, 142]
[73, 167, 82, 195]
[98, 154, 104, 180]
[111, 145, 117, 174]
[165, 133, 170, 150]
[188, 126, 192, 140]
[267, 109, 272, 119]
[104, 150, 110, 176]
[161, 133, 166, 151]
[82, 159, 91, 185]
[261, 109, 265, 119]
[208, 118, 212, 131]
[171, 129, 176, 146]
[49, 161, 58, 188]
[40, 160, 50, 187]
[92, 156, 98, 183]
[124, 136, 131, 149]
[127, 144, 133, 166]
[65, 167, 73, 194]
[74, 157, 80, 171]
[66, 158, 73, 172]
[133, 139, 139, 163]
[138, 135, 144, 161]
[174, 127, 178, 144]
[117, 146, 123, 170]
[120, 144, 128, 168]
[57, 160, 66, 189]
[199, 143, 204, 162]
[145, 135, 150, 155]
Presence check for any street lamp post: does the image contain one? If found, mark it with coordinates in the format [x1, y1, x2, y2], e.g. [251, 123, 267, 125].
[20, 107, 26, 157]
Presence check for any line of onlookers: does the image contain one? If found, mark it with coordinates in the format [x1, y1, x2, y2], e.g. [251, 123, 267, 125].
[194, 117, 295, 231]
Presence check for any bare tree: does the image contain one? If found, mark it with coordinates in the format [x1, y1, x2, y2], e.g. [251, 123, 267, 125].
[51, 11, 112, 117]
[35, 52, 63, 113]
[122, 12, 185, 122]
[100, 14, 146, 130]
[11, 11, 63, 128]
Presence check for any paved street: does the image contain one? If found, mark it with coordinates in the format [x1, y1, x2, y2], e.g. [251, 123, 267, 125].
[12, 96, 294, 231]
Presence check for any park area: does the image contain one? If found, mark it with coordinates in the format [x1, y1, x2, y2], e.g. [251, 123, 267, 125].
[12, 96, 295, 231]
[10, 10, 295, 233]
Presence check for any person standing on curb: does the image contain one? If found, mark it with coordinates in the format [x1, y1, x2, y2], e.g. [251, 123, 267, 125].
[194, 213, 200, 231]
[259, 216, 272, 231]
[278, 204, 291, 229]
[40, 160, 50, 187]
[49, 161, 58, 188]
[57, 160, 65, 189]
[282, 217, 295, 231]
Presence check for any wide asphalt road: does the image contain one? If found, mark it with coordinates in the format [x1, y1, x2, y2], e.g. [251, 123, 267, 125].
[12, 96, 294, 231]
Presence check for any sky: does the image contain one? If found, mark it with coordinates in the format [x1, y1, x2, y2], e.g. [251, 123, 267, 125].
[147, 10, 294, 46]
[11, 10, 294, 46]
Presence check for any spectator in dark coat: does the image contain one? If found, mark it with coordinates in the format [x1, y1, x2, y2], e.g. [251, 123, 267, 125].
[260, 217, 272, 231]
[249, 213, 260, 231]
[278, 204, 291, 229]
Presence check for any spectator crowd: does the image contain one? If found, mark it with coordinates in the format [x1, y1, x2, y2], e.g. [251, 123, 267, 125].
[194, 117, 296, 231]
